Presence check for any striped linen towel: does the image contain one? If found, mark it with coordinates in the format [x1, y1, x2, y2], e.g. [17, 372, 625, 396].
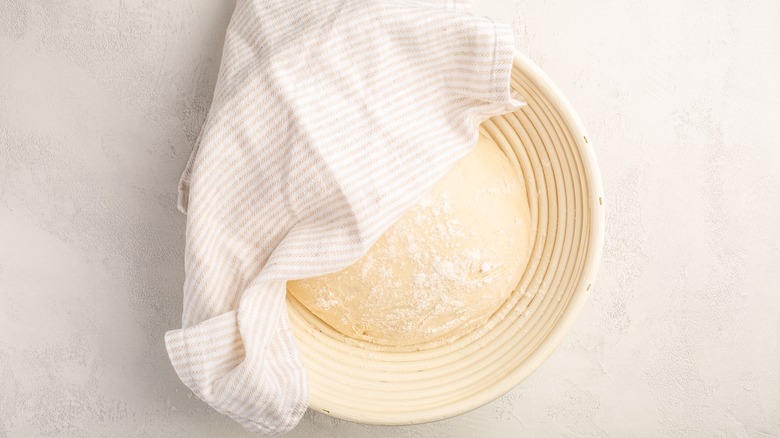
[165, 0, 525, 434]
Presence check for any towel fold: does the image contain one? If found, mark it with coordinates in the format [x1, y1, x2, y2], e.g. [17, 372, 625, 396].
[165, 0, 525, 434]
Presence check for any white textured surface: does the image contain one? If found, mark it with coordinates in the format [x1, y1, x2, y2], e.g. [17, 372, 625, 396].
[1, 0, 778, 436]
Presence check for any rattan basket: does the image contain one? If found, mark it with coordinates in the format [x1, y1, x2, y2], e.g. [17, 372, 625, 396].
[285, 49, 606, 425]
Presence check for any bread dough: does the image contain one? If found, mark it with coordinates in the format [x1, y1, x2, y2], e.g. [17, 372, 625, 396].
[286, 133, 533, 347]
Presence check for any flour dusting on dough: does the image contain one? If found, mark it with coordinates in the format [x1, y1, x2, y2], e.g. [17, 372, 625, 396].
[286, 135, 533, 347]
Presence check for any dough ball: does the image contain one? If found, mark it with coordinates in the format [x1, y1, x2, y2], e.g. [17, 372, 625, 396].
[286, 133, 533, 347]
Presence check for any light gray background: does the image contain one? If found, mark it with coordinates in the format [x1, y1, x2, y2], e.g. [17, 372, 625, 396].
[1, 0, 779, 436]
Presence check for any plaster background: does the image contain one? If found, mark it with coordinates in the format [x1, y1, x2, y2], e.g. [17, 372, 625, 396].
[1, 0, 778, 436]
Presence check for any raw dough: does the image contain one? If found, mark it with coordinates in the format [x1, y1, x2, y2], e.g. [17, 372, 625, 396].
[286, 133, 533, 347]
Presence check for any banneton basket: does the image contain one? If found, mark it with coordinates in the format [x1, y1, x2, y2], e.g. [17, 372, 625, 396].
[285, 49, 606, 425]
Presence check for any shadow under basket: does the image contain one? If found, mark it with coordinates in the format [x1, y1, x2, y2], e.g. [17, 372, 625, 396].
[286, 49, 606, 425]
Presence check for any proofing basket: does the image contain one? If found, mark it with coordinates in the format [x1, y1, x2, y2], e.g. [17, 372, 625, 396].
[286, 49, 606, 425]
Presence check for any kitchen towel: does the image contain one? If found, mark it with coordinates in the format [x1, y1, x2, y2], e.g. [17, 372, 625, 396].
[165, 0, 525, 434]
